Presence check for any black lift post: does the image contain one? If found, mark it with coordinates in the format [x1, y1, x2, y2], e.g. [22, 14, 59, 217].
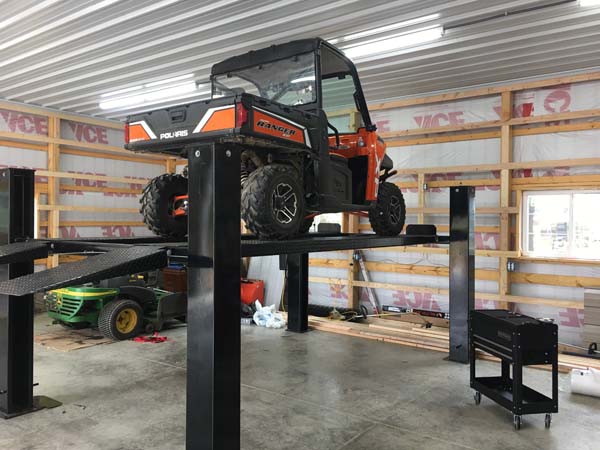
[286, 253, 309, 332]
[0, 170, 474, 447]
[449, 186, 475, 363]
[0, 169, 59, 418]
[186, 144, 241, 449]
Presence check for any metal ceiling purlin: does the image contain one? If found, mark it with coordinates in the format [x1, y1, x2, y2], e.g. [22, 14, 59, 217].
[0, 0, 599, 119]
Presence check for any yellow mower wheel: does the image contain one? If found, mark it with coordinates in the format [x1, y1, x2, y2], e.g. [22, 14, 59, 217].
[98, 299, 143, 340]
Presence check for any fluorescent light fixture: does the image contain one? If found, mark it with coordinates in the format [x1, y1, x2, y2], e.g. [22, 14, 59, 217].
[579, 0, 600, 5]
[291, 75, 315, 83]
[343, 14, 440, 42]
[100, 85, 143, 98]
[99, 74, 201, 110]
[99, 82, 199, 110]
[343, 26, 443, 59]
[145, 73, 195, 88]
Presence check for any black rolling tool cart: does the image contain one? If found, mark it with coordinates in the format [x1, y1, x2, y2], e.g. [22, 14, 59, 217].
[470, 310, 558, 430]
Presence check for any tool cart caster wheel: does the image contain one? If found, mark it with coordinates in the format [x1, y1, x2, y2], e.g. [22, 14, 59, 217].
[513, 415, 522, 430]
[545, 414, 552, 429]
[474, 391, 481, 405]
[144, 323, 155, 334]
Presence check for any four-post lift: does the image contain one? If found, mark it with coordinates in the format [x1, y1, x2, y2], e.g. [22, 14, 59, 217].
[0, 145, 474, 449]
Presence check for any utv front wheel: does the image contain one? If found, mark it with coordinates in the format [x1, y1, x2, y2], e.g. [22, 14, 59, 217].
[140, 173, 188, 239]
[98, 299, 143, 340]
[241, 164, 305, 239]
[369, 182, 406, 236]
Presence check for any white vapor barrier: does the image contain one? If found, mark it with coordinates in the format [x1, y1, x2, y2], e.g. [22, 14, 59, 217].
[38, 225, 153, 239]
[514, 130, 600, 165]
[0, 109, 48, 135]
[371, 80, 600, 133]
[57, 154, 163, 226]
[387, 139, 501, 170]
[61, 120, 124, 147]
[0, 146, 47, 171]
[60, 153, 163, 181]
[516, 80, 600, 117]
[371, 96, 498, 132]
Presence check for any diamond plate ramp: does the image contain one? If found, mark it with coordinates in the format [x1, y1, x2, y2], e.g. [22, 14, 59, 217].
[0, 246, 168, 296]
[0, 241, 50, 265]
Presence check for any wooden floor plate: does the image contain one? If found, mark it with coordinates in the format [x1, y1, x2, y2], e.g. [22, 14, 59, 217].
[35, 327, 113, 352]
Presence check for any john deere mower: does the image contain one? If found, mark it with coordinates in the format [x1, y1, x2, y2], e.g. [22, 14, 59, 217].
[45, 276, 186, 340]
[126, 38, 405, 240]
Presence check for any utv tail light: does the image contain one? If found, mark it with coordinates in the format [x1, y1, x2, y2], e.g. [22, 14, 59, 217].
[124, 122, 130, 144]
[236, 103, 248, 127]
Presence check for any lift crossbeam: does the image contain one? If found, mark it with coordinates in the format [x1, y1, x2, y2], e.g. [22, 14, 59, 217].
[0, 233, 446, 297]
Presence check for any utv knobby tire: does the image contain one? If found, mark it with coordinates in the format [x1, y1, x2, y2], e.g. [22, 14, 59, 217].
[140, 173, 187, 239]
[369, 182, 406, 236]
[241, 164, 305, 239]
[98, 299, 143, 340]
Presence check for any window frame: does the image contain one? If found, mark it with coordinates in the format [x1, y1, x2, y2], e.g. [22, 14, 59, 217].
[522, 189, 600, 260]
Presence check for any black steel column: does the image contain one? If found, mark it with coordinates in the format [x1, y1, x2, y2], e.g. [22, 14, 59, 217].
[0, 169, 35, 417]
[286, 253, 309, 333]
[186, 144, 241, 449]
[449, 186, 475, 363]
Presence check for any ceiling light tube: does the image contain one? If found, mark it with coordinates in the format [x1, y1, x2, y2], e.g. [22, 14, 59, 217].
[344, 26, 444, 59]
[579, 0, 600, 6]
[99, 82, 198, 110]
[343, 13, 440, 41]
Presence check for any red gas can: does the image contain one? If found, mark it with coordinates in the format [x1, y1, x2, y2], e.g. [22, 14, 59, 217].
[240, 279, 264, 306]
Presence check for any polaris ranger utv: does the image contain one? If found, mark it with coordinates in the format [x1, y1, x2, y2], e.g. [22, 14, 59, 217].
[126, 38, 405, 240]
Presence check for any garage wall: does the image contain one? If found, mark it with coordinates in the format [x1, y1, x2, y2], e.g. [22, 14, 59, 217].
[310, 72, 600, 346]
[0, 102, 176, 259]
[2, 72, 599, 346]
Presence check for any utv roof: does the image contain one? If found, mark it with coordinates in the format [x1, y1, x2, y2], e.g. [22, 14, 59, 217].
[211, 38, 339, 76]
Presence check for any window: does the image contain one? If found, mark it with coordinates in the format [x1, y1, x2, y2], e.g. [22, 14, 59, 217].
[320, 45, 364, 134]
[322, 75, 363, 133]
[522, 191, 600, 259]
[212, 52, 316, 106]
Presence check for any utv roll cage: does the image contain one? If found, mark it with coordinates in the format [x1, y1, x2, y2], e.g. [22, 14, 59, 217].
[210, 38, 376, 131]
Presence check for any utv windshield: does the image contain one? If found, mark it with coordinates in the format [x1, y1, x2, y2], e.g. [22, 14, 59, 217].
[212, 52, 316, 106]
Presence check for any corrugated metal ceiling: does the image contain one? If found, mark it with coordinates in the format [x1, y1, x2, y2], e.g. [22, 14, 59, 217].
[0, 0, 599, 120]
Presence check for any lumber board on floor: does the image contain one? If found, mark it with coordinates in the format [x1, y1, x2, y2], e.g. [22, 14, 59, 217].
[298, 314, 600, 374]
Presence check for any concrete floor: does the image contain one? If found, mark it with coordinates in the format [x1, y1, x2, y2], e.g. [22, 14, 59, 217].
[0, 315, 598, 450]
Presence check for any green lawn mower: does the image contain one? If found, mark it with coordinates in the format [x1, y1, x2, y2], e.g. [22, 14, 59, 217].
[44, 279, 187, 340]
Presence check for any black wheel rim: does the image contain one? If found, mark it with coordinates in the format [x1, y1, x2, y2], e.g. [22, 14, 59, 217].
[389, 195, 401, 225]
[272, 182, 298, 225]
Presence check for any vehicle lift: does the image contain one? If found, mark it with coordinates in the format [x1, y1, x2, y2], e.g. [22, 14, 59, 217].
[0, 161, 474, 448]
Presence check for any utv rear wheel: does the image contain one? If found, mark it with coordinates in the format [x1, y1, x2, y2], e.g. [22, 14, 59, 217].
[98, 299, 143, 340]
[369, 182, 406, 236]
[241, 164, 305, 239]
[140, 173, 188, 239]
